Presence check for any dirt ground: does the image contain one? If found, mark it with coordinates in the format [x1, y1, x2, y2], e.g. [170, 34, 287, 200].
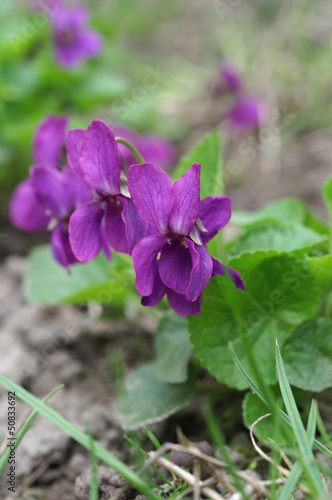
[0, 255, 251, 499]
[0, 251, 170, 499]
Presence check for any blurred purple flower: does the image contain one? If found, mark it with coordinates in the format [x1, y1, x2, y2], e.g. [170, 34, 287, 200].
[226, 95, 266, 131]
[9, 115, 68, 233]
[128, 163, 244, 316]
[113, 125, 176, 173]
[52, 5, 103, 68]
[139, 134, 176, 169]
[220, 60, 242, 94]
[211, 60, 267, 132]
[31, 0, 62, 12]
[66, 121, 148, 262]
[9, 114, 92, 268]
[9, 178, 51, 233]
[33, 114, 68, 167]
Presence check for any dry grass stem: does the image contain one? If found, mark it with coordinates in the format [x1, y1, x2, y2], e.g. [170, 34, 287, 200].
[150, 454, 222, 500]
[250, 413, 312, 496]
[193, 460, 201, 500]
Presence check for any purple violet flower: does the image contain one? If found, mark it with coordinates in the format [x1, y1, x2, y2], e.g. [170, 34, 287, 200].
[226, 95, 266, 132]
[113, 125, 176, 173]
[66, 120, 148, 262]
[127, 163, 244, 316]
[9, 115, 68, 232]
[52, 5, 103, 68]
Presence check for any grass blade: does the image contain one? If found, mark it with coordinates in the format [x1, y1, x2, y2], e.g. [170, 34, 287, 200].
[0, 384, 63, 474]
[275, 341, 324, 496]
[144, 427, 177, 483]
[306, 400, 317, 447]
[0, 373, 162, 500]
[277, 400, 317, 500]
[277, 461, 303, 500]
[125, 434, 173, 488]
[144, 427, 162, 449]
[85, 417, 99, 500]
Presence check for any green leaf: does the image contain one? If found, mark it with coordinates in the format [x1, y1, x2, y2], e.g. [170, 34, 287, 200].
[275, 341, 325, 496]
[155, 311, 192, 384]
[231, 197, 328, 235]
[228, 222, 326, 257]
[172, 130, 223, 198]
[189, 252, 319, 389]
[232, 198, 306, 227]
[243, 391, 286, 444]
[307, 255, 332, 295]
[307, 256, 332, 316]
[323, 177, 332, 224]
[26, 245, 132, 304]
[118, 362, 195, 430]
[282, 318, 332, 391]
[304, 209, 329, 237]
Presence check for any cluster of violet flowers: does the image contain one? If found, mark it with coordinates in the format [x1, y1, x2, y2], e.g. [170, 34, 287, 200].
[10, 116, 243, 316]
[213, 60, 266, 132]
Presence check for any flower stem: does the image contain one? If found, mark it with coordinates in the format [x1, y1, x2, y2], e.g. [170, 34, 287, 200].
[115, 137, 144, 164]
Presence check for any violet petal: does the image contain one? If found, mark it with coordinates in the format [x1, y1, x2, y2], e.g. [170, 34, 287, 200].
[9, 178, 50, 232]
[212, 258, 244, 290]
[199, 195, 231, 244]
[132, 234, 166, 296]
[159, 237, 193, 295]
[30, 165, 71, 219]
[141, 262, 167, 307]
[169, 163, 201, 236]
[104, 197, 128, 254]
[53, 5, 89, 31]
[65, 128, 88, 186]
[51, 222, 78, 268]
[100, 216, 112, 260]
[62, 167, 91, 209]
[33, 115, 68, 168]
[167, 289, 201, 316]
[80, 120, 121, 196]
[69, 200, 104, 261]
[80, 31, 103, 58]
[122, 198, 149, 255]
[128, 163, 174, 234]
[186, 239, 213, 301]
